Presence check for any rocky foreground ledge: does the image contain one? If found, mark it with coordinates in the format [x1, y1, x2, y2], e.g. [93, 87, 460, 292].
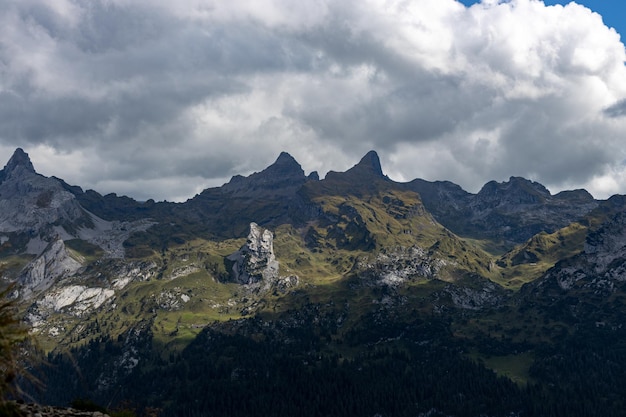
[13, 403, 110, 417]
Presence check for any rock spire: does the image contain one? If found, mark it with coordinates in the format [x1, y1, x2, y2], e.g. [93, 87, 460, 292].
[4, 148, 35, 175]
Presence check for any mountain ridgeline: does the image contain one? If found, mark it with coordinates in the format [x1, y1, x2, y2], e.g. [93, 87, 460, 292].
[3, 148, 626, 416]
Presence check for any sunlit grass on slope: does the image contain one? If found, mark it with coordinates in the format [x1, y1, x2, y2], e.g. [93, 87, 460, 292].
[302, 187, 500, 283]
[494, 222, 587, 290]
[65, 239, 104, 264]
[0, 254, 34, 281]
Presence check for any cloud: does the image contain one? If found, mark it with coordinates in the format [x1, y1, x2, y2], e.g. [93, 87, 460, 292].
[0, 0, 625, 201]
[605, 99, 626, 118]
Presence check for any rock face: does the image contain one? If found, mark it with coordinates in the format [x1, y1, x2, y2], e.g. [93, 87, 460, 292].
[407, 176, 598, 247]
[516, 209, 626, 327]
[442, 281, 505, 310]
[18, 239, 82, 299]
[227, 222, 279, 285]
[0, 149, 93, 246]
[14, 403, 111, 417]
[357, 246, 447, 287]
[536, 211, 626, 293]
[344, 150, 384, 178]
[221, 152, 309, 196]
[0, 148, 154, 260]
[325, 150, 386, 182]
[181, 152, 315, 237]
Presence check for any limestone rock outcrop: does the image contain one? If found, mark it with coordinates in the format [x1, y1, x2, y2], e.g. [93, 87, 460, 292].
[13, 402, 111, 417]
[227, 222, 279, 285]
[18, 239, 82, 299]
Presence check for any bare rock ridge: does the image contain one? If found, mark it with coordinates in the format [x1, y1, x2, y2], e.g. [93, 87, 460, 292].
[475, 176, 552, 206]
[0, 148, 601, 250]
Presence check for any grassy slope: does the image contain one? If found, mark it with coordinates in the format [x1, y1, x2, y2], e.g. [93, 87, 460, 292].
[493, 222, 587, 290]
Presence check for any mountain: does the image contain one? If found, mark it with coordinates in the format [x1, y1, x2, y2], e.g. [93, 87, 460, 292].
[1, 148, 626, 416]
[408, 176, 598, 250]
[521, 208, 626, 323]
[0, 148, 92, 250]
[0, 149, 153, 287]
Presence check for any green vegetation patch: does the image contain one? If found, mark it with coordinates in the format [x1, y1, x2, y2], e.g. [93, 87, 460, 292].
[65, 239, 104, 262]
[471, 351, 535, 386]
[495, 222, 587, 289]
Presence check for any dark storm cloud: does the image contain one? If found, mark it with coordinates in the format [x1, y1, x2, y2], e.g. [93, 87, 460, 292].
[605, 100, 626, 118]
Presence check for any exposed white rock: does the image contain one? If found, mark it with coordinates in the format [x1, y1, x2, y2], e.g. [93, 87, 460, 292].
[169, 264, 201, 280]
[18, 239, 82, 299]
[112, 276, 133, 290]
[227, 222, 279, 285]
[274, 275, 299, 292]
[26, 283, 116, 331]
[38, 285, 115, 313]
[155, 289, 191, 311]
[359, 246, 447, 287]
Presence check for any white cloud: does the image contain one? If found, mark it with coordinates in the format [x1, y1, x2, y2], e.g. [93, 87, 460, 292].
[0, 0, 625, 201]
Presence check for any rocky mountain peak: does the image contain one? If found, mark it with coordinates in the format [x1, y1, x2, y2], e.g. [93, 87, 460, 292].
[347, 150, 384, 177]
[222, 152, 306, 195]
[0, 149, 88, 239]
[476, 176, 551, 205]
[4, 148, 35, 176]
[274, 151, 300, 168]
[263, 151, 304, 177]
[324, 150, 385, 184]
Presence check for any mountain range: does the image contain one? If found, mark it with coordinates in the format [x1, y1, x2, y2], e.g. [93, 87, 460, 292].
[3, 148, 626, 416]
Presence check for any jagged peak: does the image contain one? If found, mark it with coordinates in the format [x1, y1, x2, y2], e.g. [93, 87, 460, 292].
[275, 151, 298, 165]
[222, 152, 306, 193]
[344, 150, 384, 178]
[4, 148, 35, 174]
[264, 152, 305, 178]
[248, 152, 305, 178]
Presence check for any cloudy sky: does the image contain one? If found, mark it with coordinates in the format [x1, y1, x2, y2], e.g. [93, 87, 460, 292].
[1, 0, 625, 202]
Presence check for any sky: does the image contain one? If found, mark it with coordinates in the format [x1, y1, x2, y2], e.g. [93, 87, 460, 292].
[0, 0, 626, 202]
